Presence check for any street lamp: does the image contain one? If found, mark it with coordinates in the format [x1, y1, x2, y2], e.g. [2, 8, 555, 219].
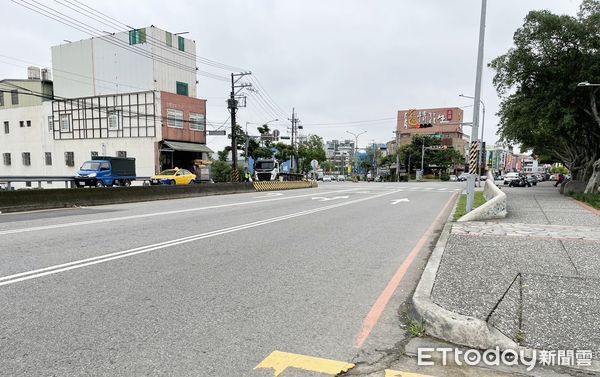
[245, 118, 278, 162]
[346, 130, 367, 176]
[460, 94, 486, 186]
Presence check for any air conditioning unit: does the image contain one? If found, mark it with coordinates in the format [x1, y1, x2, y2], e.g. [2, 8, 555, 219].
[41, 68, 52, 82]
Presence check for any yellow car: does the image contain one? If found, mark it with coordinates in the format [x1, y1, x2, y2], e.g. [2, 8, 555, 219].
[150, 168, 197, 185]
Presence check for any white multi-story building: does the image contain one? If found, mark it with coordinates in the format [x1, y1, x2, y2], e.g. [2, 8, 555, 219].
[1, 26, 211, 187]
[52, 26, 197, 98]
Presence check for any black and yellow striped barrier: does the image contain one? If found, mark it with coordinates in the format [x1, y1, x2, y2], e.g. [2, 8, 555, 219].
[253, 180, 318, 192]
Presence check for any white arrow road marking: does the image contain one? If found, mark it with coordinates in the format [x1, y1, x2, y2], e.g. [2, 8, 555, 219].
[253, 192, 284, 198]
[391, 198, 410, 205]
[311, 196, 350, 202]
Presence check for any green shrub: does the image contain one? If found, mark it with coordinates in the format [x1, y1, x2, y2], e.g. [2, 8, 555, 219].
[440, 175, 450, 181]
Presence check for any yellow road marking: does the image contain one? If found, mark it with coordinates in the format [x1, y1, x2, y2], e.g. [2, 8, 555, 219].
[254, 350, 355, 376]
[385, 369, 434, 377]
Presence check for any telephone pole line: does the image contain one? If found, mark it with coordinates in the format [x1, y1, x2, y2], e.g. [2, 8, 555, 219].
[228, 71, 252, 182]
[289, 108, 300, 173]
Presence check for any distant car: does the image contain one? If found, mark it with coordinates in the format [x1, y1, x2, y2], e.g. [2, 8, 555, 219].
[150, 168, 196, 185]
[527, 175, 538, 186]
[457, 173, 468, 182]
[337, 175, 346, 182]
[322, 176, 332, 182]
[549, 174, 557, 181]
[449, 175, 458, 182]
[503, 172, 520, 185]
[330, 175, 337, 181]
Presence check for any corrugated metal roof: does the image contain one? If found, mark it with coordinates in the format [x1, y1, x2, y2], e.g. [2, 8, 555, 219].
[163, 140, 213, 153]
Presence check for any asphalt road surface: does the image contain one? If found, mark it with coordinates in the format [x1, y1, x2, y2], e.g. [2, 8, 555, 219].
[0, 181, 460, 376]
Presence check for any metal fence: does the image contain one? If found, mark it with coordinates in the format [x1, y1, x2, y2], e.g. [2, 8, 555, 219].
[0, 176, 151, 190]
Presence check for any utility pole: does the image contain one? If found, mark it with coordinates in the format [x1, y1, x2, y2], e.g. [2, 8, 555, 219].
[346, 130, 366, 177]
[228, 71, 252, 182]
[289, 108, 297, 173]
[467, 0, 487, 212]
[420, 140, 425, 181]
[394, 130, 400, 182]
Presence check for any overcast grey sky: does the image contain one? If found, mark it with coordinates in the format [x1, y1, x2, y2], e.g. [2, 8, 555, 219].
[1, 0, 582, 152]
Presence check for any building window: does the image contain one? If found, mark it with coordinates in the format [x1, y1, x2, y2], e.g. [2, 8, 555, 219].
[20, 121, 24, 128]
[11, 90, 18, 105]
[178, 36, 185, 51]
[22, 152, 31, 166]
[189, 113, 205, 131]
[108, 111, 121, 130]
[26, 120, 31, 127]
[48, 116, 53, 131]
[59, 114, 71, 132]
[3, 153, 11, 166]
[116, 151, 127, 158]
[129, 28, 146, 45]
[3, 121, 8, 134]
[91, 151, 98, 158]
[0, 92, 4, 106]
[176, 81, 189, 96]
[167, 109, 183, 129]
[45, 152, 52, 166]
[65, 151, 75, 167]
[166, 31, 172, 47]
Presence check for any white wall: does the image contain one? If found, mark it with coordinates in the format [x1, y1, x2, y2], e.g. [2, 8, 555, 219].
[1, 101, 159, 189]
[51, 39, 96, 98]
[0, 102, 53, 176]
[148, 27, 197, 98]
[51, 27, 197, 99]
[92, 33, 155, 95]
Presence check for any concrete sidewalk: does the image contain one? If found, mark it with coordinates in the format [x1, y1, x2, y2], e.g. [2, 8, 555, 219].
[426, 181, 600, 366]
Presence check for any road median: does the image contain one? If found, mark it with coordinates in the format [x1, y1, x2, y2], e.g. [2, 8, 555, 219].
[0, 183, 259, 213]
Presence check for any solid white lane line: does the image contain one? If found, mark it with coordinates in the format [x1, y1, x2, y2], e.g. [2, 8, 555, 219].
[0, 189, 400, 287]
[0, 188, 360, 236]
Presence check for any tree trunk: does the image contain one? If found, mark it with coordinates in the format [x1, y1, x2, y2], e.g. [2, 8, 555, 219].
[585, 158, 600, 194]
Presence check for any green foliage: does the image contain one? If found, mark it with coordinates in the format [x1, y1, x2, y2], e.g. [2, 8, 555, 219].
[407, 320, 426, 337]
[298, 135, 326, 172]
[453, 192, 487, 221]
[441, 174, 450, 181]
[217, 149, 229, 162]
[550, 165, 570, 175]
[321, 160, 335, 172]
[210, 160, 231, 182]
[489, 0, 600, 181]
[569, 192, 600, 209]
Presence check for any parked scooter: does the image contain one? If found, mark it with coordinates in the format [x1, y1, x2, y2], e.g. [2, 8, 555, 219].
[508, 174, 531, 187]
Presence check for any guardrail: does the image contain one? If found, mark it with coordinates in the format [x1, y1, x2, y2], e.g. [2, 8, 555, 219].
[0, 176, 152, 190]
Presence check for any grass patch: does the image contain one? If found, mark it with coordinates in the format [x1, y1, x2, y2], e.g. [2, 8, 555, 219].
[569, 192, 600, 209]
[453, 191, 486, 221]
[407, 319, 426, 337]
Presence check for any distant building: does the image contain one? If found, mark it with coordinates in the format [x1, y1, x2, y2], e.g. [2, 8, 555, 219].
[396, 107, 467, 156]
[325, 139, 354, 174]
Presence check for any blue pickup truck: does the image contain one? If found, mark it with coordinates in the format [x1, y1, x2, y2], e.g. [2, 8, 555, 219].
[74, 156, 136, 187]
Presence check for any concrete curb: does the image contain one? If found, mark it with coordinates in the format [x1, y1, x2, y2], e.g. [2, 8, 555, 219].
[457, 179, 506, 222]
[411, 213, 600, 372]
[411, 222, 518, 351]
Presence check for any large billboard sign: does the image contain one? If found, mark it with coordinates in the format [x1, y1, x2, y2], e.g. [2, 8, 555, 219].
[397, 107, 463, 130]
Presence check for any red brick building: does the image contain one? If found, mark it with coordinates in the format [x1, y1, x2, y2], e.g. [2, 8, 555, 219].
[396, 107, 467, 156]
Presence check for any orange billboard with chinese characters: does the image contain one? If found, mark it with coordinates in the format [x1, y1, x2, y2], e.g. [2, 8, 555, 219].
[397, 107, 463, 133]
